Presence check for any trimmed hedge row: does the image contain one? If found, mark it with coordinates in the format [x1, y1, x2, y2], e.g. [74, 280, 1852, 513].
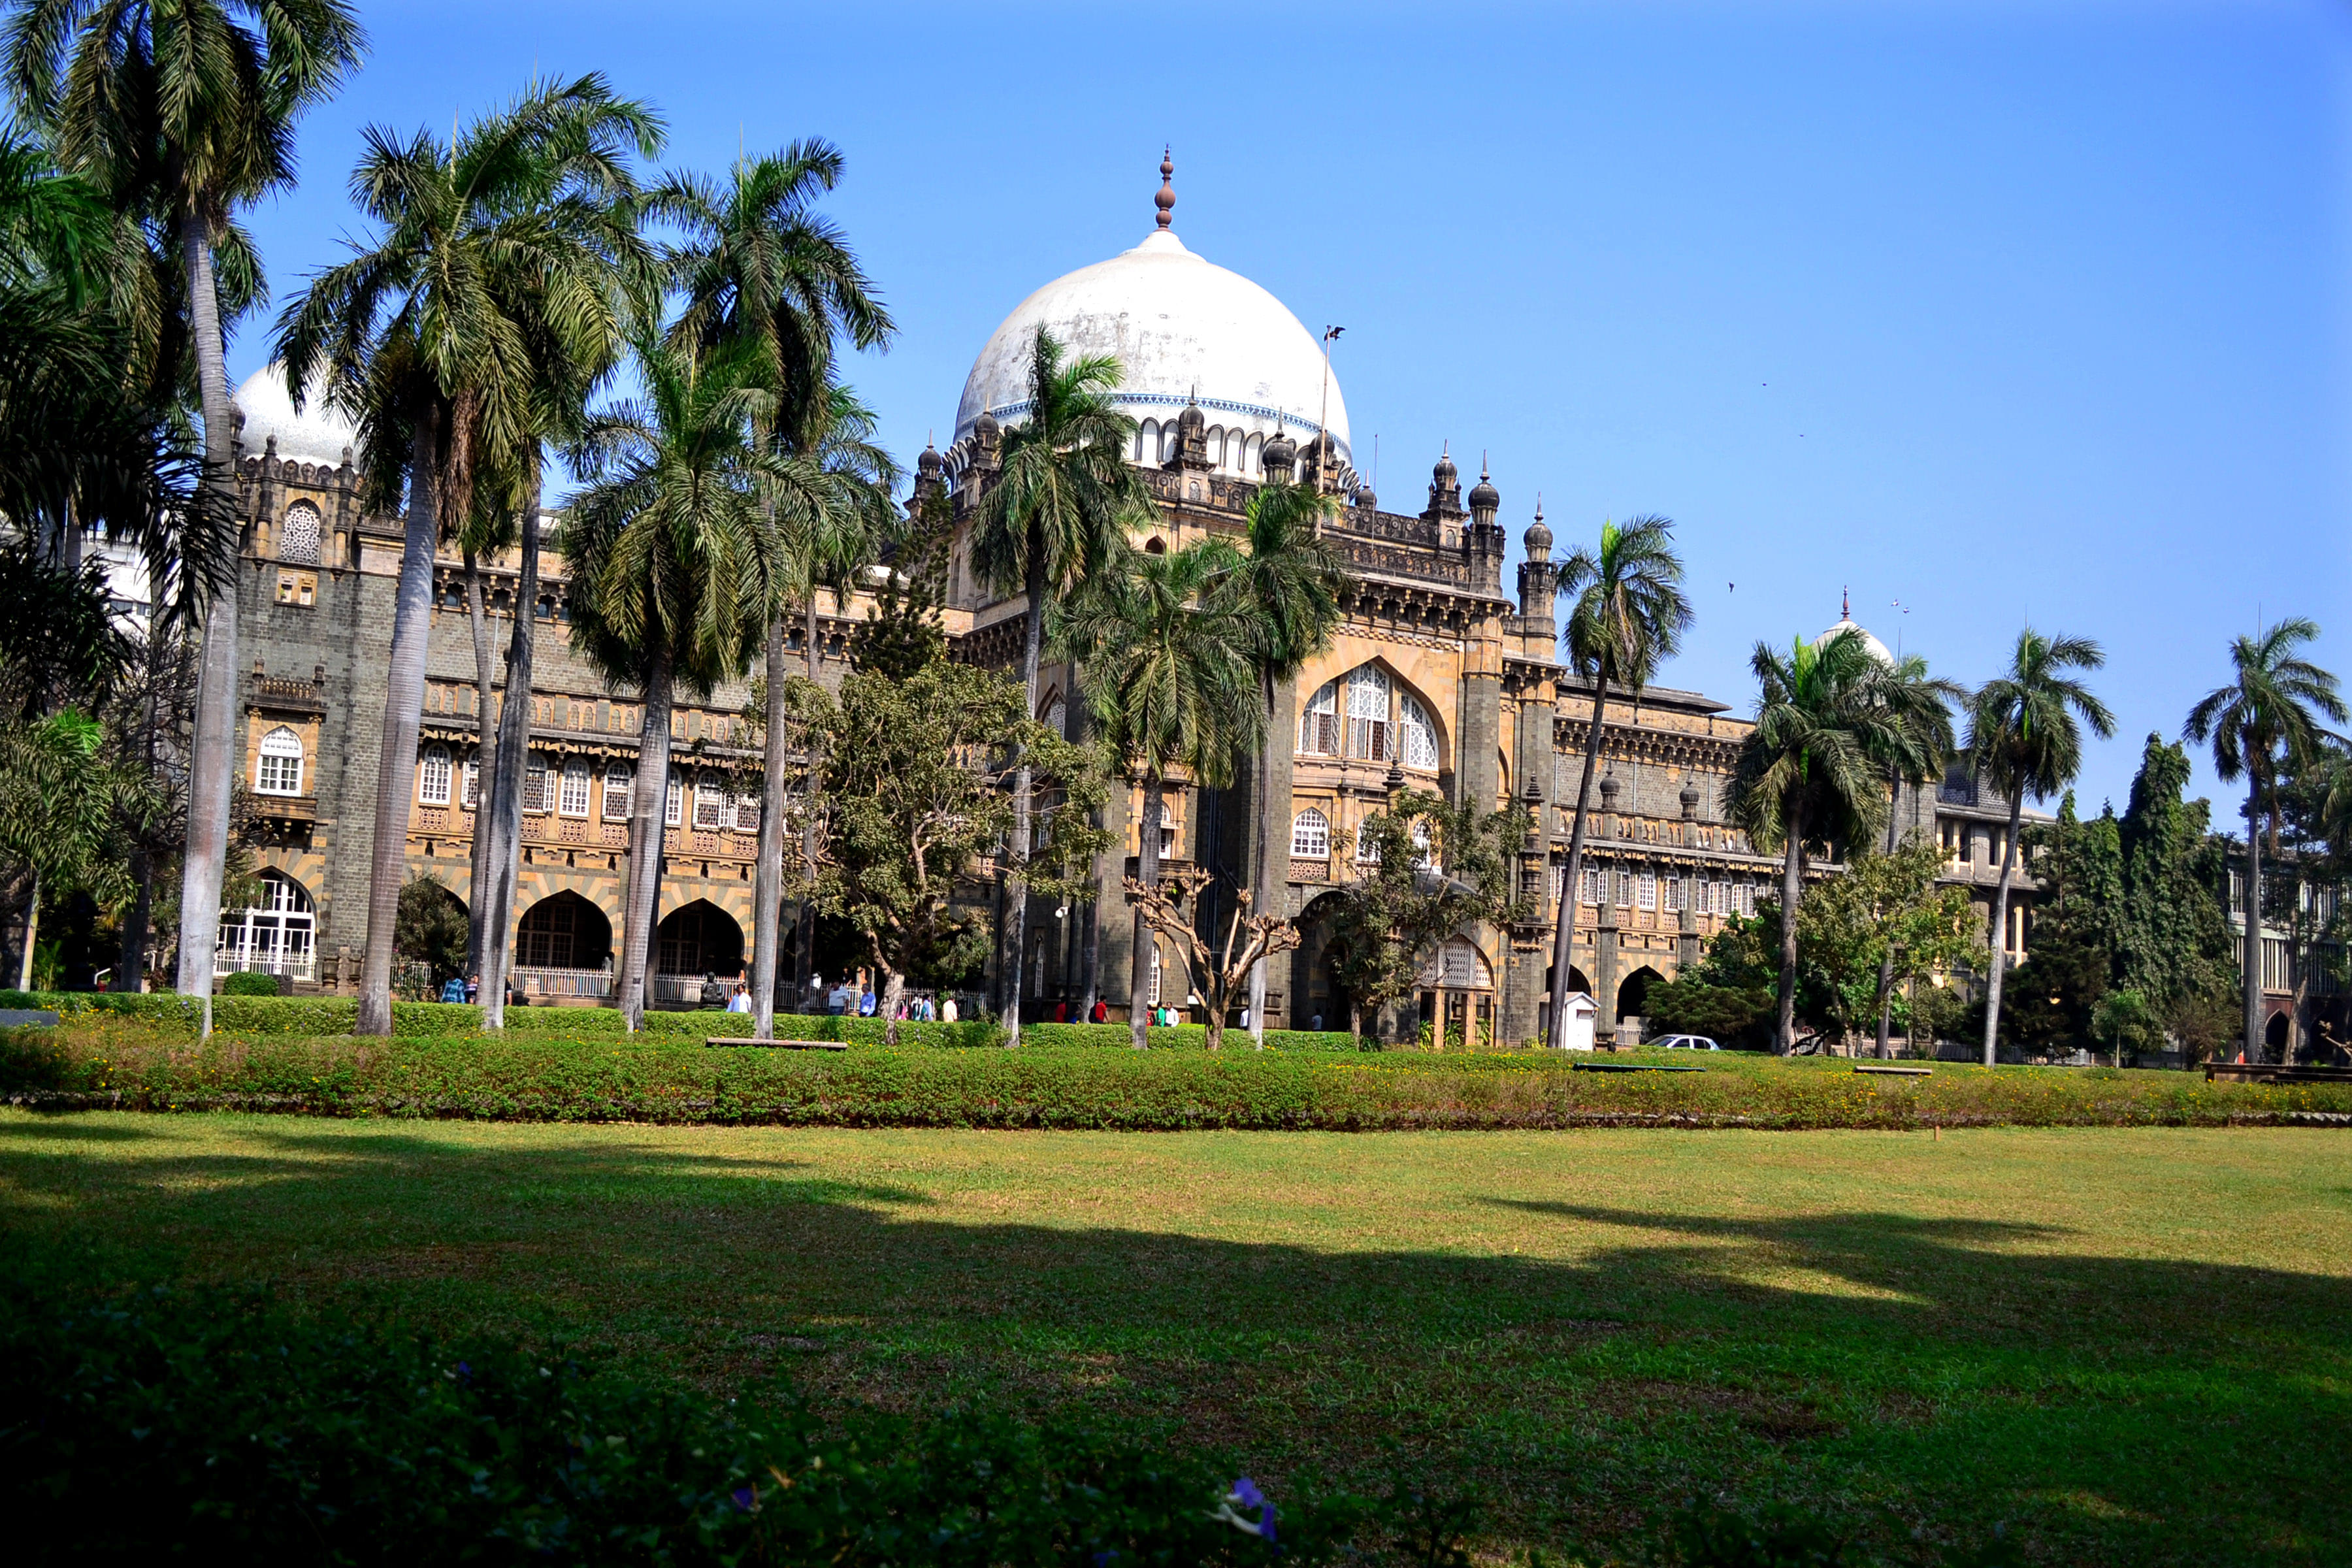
[0, 992, 1364, 1053]
[5, 1024, 2348, 1128]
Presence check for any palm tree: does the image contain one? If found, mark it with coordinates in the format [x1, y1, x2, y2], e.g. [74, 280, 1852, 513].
[2184, 619, 2344, 1064]
[9, 0, 365, 1004]
[1861, 651, 1965, 1056]
[564, 331, 784, 1030]
[1725, 630, 1912, 1054]
[1223, 477, 1346, 1044]
[275, 74, 661, 1034]
[653, 144, 893, 1037]
[1967, 629, 2115, 1066]
[1543, 516, 1691, 1047]
[970, 327, 1145, 1043]
[1054, 539, 1262, 1048]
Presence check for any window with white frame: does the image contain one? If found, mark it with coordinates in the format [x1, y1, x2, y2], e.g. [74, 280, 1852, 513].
[217, 870, 315, 975]
[1581, 868, 1603, 906]
[1663, 875, 1681, 912]
[523, 755, 550, 813]
[559, 759, 591, 818]
[1147, 945, 1162, 1007]
[664, 774, 683, 826]
[1298, 679, 1340, 755]
[255, 727, 304, 795]
[1345, 664, 1392, 761]
[1637, 872, 1657, 911]
[1290, 807, 1330, 858]
[1737, 883, 1755, 917]
[603, 763, 632, 820]
[1616, 871, 1633, 908]
[1151, 798, 1177, 857]
[735, 792, 760, 834]
[1400, 693, 1441, 771]
[694, 773, 725, 830]
[462, 757, 480, 809]
[417, 743, 451, 806]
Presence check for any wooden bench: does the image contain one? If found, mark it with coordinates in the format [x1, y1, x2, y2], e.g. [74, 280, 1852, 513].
[704, 1037, 847, 1051]
[2204, 1060, 2352, 1085]
[1853, 1064, 1932, 1077]
[1573, 1060, 1703, 1073]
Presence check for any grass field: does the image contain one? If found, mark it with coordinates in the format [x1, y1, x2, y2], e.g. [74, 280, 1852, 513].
[5, 1112, 2347, 1564]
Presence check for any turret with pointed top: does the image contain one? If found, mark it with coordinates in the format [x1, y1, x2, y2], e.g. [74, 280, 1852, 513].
[1423, 442, 1463, 521]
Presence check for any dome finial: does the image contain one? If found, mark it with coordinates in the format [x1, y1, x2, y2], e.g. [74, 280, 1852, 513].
[1842, 585, 1850, 621]
[1155, 146, 1175, 230]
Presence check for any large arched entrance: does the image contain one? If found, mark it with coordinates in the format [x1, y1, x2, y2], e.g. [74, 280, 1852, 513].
[516, 892, 612, 970]
[653, 900, 744, 1005]
[1617, 966, 1664, 1039]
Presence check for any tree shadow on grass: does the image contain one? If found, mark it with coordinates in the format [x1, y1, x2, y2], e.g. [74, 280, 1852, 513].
[1, 1119, 2347, 1566]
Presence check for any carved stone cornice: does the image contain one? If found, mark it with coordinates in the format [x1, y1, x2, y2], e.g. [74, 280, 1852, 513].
[1554, 715, 1742, 772]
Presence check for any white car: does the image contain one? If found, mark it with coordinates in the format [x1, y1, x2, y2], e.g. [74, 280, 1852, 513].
[1652, 1034, 1720, 1051]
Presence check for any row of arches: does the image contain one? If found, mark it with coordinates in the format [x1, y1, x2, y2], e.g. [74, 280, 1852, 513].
[1135, 419, 1277, 477]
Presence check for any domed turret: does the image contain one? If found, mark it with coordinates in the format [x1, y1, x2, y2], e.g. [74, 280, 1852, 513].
[1424, 442, 1463, 519]
[1433, 446, 1458, 488]
[1467, 459, 1500, 527]
[1262, 419, 1297, 480]
[1352, 483, 1377, 511]
[1176, 398, 1205, 431]
[916, 441, 943, 477]
[1523, 499, 1552, 562]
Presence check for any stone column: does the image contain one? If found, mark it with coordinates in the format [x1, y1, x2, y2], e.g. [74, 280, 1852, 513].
[1595, 879, 1620, 1047]
[1677, 784, 1702, 972]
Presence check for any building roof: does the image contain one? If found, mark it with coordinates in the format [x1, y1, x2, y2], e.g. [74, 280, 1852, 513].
[234, 362, 360, 469]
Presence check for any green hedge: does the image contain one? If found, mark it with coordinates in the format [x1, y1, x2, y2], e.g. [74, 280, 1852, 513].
[1015, 1021, 1368, 1052]
[6, 1026, 2347, 1129]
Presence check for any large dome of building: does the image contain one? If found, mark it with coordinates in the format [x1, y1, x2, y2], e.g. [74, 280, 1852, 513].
[954, 172, 1348, 480]
[233, 362, 360, 469]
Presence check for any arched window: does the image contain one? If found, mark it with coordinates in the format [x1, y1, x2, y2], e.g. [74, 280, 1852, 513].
[1345, 665, 1392, 760]
[1243, 432, 1262, 474]
[1401, 693, 1441, 771]
[254, 727, 304, 795]
[217, 870, 316, 979]
[523, 754, 550, 813]
[1041, 693, 1067, 736]
[1299, 679, 1339, 755]
[1149, 797, 1177, 857]
[1290, 807, 1330, 858]
[559, 758, 591, 818]
[417, 743, 451, 806]
[1135, 419, 1159, 463]
[694, 773, 725, 830]
[279, 500, 322, 566]
[664, 772, 683, 826]
[602, 763, 632, 821]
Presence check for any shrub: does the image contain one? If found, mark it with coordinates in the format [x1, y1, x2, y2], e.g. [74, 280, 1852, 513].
[220, 972, 282, 997]
[0, 1279, 1366, 1564]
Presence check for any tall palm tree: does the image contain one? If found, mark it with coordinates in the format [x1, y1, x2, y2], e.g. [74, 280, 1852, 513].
[1054, 538, 1262, 1049]
[654, 145, 893, 1037]
[2184, 619, 2344, 1063]
[1967, 629, 2115, 1066]
[9, 0, 365, 1004]
[1224, 477, 1346, 1044]
[971, 327, 1145, 1043]
[275, 74, 661, 1034]
[1543, 515, 1691, 1047]
[1861, 651, 1965, 1056]
[564, 331, 784, 1030]
[1725, 630, 1912, 1053]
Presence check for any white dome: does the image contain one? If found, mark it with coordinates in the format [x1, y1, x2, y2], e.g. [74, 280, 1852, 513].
[955, 227, 1350, 468]
[233, 362, 360, 469]
[1813, 617, 1893, 664]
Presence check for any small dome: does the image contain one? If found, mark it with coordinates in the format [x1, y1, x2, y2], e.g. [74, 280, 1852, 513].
[973, 410, 1000, 440]
[1814, 617, 1894, 664]
[1679, 783, 1701, 806]
[1177, 398, 1205, 429]
[1467, 466, 1499, 514]
[1523, 504, 1552, 556]
[1432, 448, 1458, 486]
[1262, 424, 1297, 471]
[233, 362, 359, 468]
[917, 442, 943, 474]
[1353, 484, 1377, 510]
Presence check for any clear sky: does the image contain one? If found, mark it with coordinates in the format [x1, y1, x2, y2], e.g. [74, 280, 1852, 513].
[227, 0, 2352, 817]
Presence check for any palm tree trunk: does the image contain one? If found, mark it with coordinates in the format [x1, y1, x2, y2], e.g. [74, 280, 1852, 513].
[463, 551, 498, 978]
[174, 210, 241, 1002]
[356, 406, 444, 1036]
[1776, 825, 1805, 1054]
[618, 643, 676, 1030]
[752, 611, 789, 1041]
[795, 594, 819, 1005]
[1004, 543, 1047, 1046]
[1130, 777, 1164, 1050]
[2244, 784, 2265, 1063]
[1249, 668, 1277, 1047]
[17, 870, 38, 990]
[478, 509, 538, 1029]
[1981, 794, 2025, 1068]
[117, 661, 164, 993]
[1544, 678, 1611, 1046]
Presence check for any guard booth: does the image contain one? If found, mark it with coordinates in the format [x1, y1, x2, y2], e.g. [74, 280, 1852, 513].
[1555, 992, 1599, 1052]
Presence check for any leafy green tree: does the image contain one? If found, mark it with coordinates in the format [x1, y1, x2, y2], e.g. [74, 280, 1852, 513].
[847, 488, 952, 682]
[0, 708, 150, 988]
[1224, 478, 1347, 1043]
[564, 332, 786, 1029]
[1321, 788, 1530, 1044]
[1967, 629, 2115, 1065]
[654, 144, 893, 1043]
[393, 874, 467, 992]
[2115, 734, 2239, 1045]
[1053, 538, 1258, 1049]
[1544, 516, 1692, 1047]
[1725, 629, 1914, 1053]
[8, 0, 364, 1005]
[2091, 988, 2164, 1068]
[1857, 652, 1965, 1054]
[782, 661, 1103, 1043]
[276, 74, 661, 1032]
[972, 328, 1145, 1044]
[2183, 618, 2345, 1062]
[1798, 837, 1980, 1052]
[1999, 792, 2124, 1055]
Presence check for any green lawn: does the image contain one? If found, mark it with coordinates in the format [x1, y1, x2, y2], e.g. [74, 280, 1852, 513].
[4, 1112, 2347, 1564]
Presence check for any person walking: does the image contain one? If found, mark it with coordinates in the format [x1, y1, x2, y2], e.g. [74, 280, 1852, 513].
[941, 995, 958, 1024]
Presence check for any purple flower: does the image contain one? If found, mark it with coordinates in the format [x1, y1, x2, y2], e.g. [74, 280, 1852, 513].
[1215, 1477, 1277, 1545]
[731, 1486, 757, 1514]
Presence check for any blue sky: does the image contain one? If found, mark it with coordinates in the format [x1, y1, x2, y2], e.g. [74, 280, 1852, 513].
[230, 1, 2352, 817]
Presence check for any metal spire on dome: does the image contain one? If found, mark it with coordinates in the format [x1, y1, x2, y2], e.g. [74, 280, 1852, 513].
[1842, 585, 1850, 621]
[1155, 147, 1175, 229]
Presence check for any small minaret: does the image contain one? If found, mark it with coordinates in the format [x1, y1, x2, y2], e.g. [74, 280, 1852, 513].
[1422, 444, 1463, 521]
[1517, 498, 1556, 624]
[1261, 417, 1297, 483]
[1465, 455, 1506, 588]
